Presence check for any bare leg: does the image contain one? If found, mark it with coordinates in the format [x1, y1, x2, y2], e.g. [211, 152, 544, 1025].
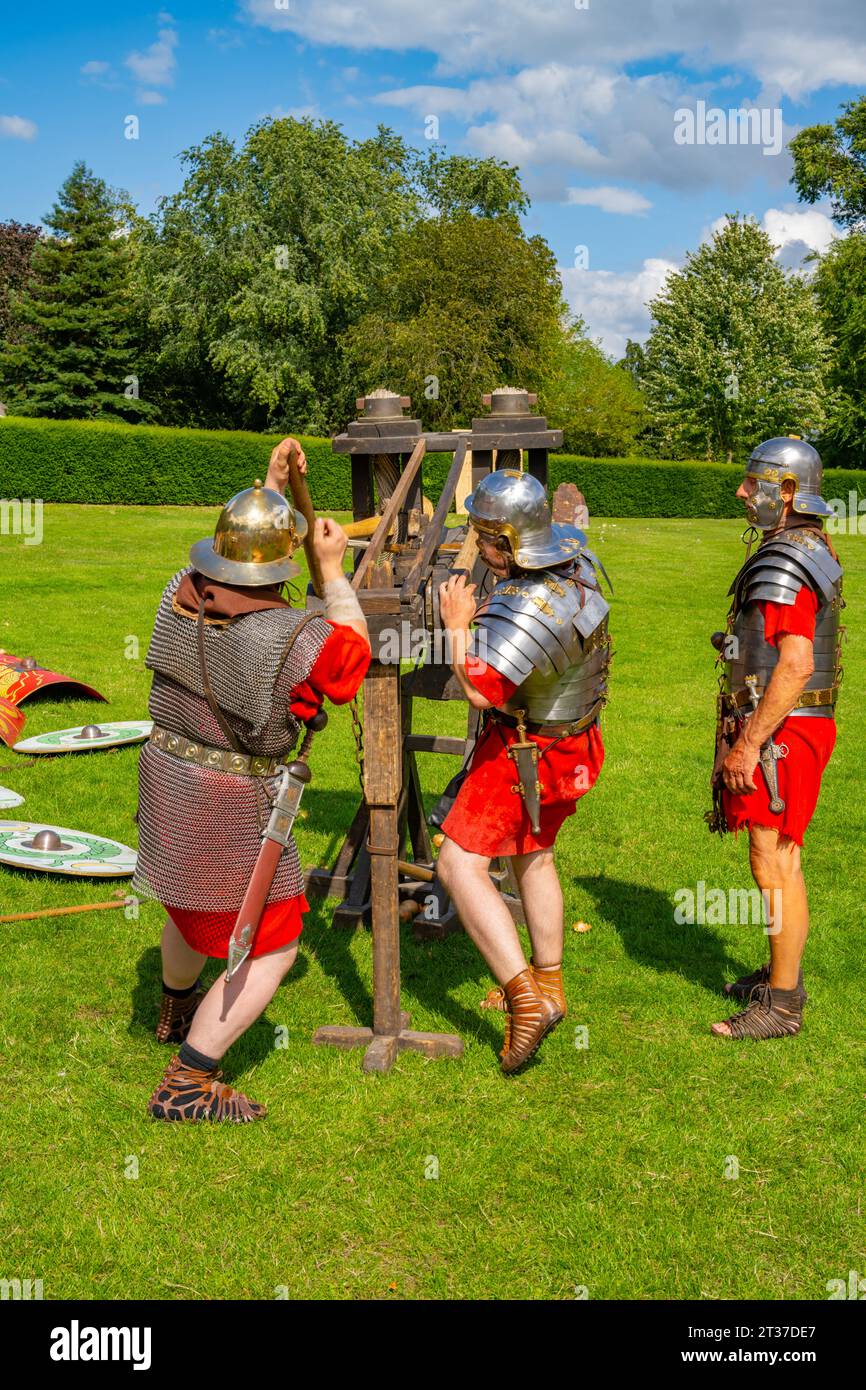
[437, 837, 527, 984]
[186, 941, 299, 1059]
[713, 825, 808, 1035]
[748, 826, 809, 990]
[511, 848, 564, 967]
[161, 916, 207, 989]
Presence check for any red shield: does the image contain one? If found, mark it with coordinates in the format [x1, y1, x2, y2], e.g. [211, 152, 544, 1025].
[0, 652, 107, 748]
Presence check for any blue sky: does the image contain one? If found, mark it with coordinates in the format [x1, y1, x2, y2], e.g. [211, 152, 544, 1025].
[2, 0, 864, 355]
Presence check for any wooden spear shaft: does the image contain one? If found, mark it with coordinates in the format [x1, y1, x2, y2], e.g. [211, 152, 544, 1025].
[0, 899, 127, 924]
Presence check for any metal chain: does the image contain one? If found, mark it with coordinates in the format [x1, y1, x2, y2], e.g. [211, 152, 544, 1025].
[349, 694, 365, 792]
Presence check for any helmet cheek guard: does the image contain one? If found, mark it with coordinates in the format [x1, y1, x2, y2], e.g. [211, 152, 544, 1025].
[744, 475, 785, 530]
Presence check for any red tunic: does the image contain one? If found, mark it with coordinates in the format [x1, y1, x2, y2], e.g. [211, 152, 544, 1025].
[442, 655, 605, 857]
[722, 585, 836, 845]
[166, 621, 370, 958]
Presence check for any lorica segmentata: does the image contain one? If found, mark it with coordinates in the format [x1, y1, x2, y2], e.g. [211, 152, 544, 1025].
[473, 553, 611, 724]
[725, 530, 843, 718]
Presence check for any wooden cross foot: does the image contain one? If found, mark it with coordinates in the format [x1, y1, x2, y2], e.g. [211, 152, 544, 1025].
[312, 1014, 464, 1074]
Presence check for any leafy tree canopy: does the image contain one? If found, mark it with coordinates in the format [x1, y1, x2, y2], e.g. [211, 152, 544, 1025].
[0, 163, 153, 422]
[344, 212, 566, 430]
[132, 118, 533, 433]
[543, 324, 647, 457]
[789, 96, 866, 230]
[642, 215, 833, 461]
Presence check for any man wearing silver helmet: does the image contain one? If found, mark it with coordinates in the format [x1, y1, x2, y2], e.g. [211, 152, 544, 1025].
[437, 469, 612, 1074]
[708, 436, 843, 1041]
[133, 438, 370, 1121]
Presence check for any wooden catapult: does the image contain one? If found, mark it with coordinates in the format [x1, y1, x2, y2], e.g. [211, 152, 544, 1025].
[306, 386, 563, 1072]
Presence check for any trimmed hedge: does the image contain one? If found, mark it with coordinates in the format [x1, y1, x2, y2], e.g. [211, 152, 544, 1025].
[550, 455, 866, 518]
[2, 415, 865, 517]
[0, 416, 455, 512]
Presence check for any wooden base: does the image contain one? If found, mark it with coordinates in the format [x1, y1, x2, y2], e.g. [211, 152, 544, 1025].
[312, 1017, 464, 1073]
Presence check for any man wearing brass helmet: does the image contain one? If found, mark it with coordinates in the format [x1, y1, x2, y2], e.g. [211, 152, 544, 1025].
[708, 436, 843, 1041]
[133, 438, 370, 1121]
[436, 469, 612, 1074]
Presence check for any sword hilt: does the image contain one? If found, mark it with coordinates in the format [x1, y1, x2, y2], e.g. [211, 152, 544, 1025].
[297, 708, 328, 764]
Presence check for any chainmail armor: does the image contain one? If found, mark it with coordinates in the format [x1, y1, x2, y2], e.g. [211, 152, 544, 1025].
[132, 568, 332, 912]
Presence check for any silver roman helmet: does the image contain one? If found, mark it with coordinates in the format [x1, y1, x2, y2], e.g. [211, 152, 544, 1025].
[744, 437, 833, 529]
[189, 480, 307, 586]
[464, 469, 585, 569]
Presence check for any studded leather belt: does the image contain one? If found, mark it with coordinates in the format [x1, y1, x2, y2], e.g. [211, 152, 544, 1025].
[488, 700, 603, 737]
[727, 685, 838, 713]
[148, 724, 283, 777]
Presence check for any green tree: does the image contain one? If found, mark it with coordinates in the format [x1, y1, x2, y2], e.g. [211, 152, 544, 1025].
[543, 325, 646, 456]
[642, 216, 832, 461]
[133, 118, 530, 432]
[413, 149, 528, 220]
[0, 164, 151, 421]
[810, 233, 866, 467]
[0, 221, 41, 345]
[344, 212, 566, 430]
[617, 339, 646, 388]
[789, 96, 866, 230]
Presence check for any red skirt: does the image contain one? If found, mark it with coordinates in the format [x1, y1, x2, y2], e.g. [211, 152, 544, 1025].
[443, 720, 604, 857]
[722, 717, 836, 846]
[165, 895, 307, 959]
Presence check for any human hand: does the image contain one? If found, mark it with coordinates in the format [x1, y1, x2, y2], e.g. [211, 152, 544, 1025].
[265, 437, 307, 495]
[438, 572, 478, 631]
[722, 733, 760, 795]
[312, 516, 348, 582]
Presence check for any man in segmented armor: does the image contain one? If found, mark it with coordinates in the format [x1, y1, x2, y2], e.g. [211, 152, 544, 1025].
[437, 469, 611, 1074]
[134, 438, 370, 1121]
[709, 436, 843, 1042]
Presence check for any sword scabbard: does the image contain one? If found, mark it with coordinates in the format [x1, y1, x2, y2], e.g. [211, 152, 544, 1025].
[506, 709, 542, 835]
[225, 765, 308, 981]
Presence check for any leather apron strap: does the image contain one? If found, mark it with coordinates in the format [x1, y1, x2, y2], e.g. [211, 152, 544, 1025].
[196, 597, 323, 756]
[197, 596, 245, 753]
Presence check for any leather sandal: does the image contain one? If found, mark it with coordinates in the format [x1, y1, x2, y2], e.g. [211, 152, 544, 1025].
[148, 1055, 267, 1122]
[481, 958, 567, 1016]
[724, 963, 806, 1003]
[156, 983, 206, 1044]
[711, 983, 804, 1040]
[500, 968, 563, 1075]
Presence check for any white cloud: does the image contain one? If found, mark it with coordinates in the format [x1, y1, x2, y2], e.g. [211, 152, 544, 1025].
[560, 257, 677, 359]
[566, 186, 652, 215]
[139, 90, 167, 106]
[380, 66, 795, 196]
[125, 22, 178, 89]
[704, 206, 840, 267]
[0, 114, 37, 140]
[80, 60, 110, 77]
[760, 207, 839, 258]
[241, 0, 866, 98]
[208, 28, 243, 51]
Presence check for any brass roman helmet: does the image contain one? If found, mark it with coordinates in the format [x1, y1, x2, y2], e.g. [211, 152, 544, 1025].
[189, 480, 306, 586]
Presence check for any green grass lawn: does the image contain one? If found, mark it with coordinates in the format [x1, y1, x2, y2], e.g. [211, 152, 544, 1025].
[1, 504, 863, 1301]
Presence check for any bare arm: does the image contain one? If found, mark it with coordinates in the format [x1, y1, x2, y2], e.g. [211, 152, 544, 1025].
[722, 633, 814, 794]
[439, 573, 494, 711]
[316, 519, 368, 642]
